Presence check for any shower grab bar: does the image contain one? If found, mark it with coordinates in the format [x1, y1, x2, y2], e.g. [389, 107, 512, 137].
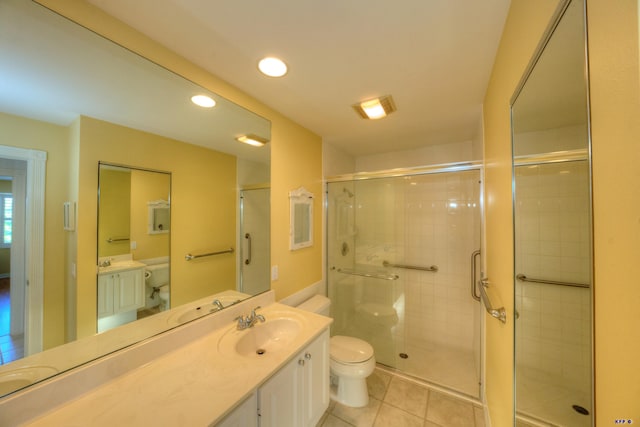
[382, 260, 438, 272]
[107, 237, 129, 243]
[470, 250, 481, 302]
[332, 267, 399, 281]
[185, 247, 234, 261]
[479, 278, 507, 324]
[516, 274, 589, 288]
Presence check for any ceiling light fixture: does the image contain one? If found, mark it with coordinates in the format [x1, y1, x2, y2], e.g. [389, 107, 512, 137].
[352, 95, 396, 120]
[258, 57, 288, 77]
[236, 134, 269, 147]
[191, 94, 216, 108]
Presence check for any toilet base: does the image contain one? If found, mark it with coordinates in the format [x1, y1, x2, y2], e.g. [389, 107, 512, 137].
[329, 373, 370, 408]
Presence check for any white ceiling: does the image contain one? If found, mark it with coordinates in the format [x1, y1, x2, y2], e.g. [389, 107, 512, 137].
[88, 0, 511, 157]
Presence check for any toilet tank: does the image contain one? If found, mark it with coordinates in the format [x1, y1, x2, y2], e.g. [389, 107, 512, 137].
[297, 294, 330, 316]
[144, 263, 169, 287]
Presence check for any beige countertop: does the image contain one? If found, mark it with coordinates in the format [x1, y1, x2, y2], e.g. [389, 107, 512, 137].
[5, 298, 331, 426]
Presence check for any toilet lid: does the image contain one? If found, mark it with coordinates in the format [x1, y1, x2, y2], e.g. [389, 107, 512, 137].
[356, 303, 397, 318]
[330, 335, 374, 363]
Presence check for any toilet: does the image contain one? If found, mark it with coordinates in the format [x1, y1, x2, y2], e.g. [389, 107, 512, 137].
[144, 263, 170, 311]
[297, 294, 375, 408]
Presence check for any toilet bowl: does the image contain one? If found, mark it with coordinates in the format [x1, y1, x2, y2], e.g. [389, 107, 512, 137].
[297, 294, 375, 408]
[144, 263, 170, 311]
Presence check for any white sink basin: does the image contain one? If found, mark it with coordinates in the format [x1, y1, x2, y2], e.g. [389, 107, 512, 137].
[98, 260, 146, 275]
[167, 295, 244, 325]
[0, 366, 58, 395]
[218, 316, 303, 357]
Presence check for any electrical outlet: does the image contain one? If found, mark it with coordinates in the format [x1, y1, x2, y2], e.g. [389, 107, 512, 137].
[271, 265, 278, 281]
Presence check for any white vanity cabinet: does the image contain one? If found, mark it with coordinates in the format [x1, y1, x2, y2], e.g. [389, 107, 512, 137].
[214, 392, 258, 427]
[97, 268, 145, 318]
[257, 329, 329, 427]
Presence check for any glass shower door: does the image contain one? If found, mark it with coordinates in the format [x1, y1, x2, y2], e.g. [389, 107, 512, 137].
[327, 168, 482, 398]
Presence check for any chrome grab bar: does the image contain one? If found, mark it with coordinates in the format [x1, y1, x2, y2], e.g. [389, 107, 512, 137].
[185, 247, 234, 261]
[516, 274, 589, 288]
[332, 266, 399, 281]
[470, 250, 481, 301]
[106, 237, 129, 243]
[382, 260, 438, 272]
[244, 233, 252, 265]
[479, 278, 506, 324]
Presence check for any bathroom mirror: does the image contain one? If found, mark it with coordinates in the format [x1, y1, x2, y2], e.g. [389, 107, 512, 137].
[289, 187, 314, 250]
[511, 0, 593, 425]
[0, 0, 270, 396]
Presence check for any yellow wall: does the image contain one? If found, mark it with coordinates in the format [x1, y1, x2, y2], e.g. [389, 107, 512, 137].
[75, 116, 237, 337]
[482, 1, 560, 425]
[129, 170, 170, 261]
[0, 112, 71, 349]
[97, 168, 131, 257]
[588, 0, 640, 422]
[36, 0, 324, 309]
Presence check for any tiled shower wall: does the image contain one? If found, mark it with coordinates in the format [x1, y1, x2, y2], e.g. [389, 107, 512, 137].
[328, 170, 481, 396]
[514, 161, 592, 402]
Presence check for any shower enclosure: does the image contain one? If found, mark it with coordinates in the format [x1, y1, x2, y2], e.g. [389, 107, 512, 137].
[326, 166, 482, 398]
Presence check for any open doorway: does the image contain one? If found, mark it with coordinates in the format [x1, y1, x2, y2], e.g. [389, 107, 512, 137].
[0, 162, 26, 365]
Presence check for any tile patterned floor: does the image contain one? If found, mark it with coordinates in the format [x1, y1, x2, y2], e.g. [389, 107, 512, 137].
[317, 368, 486, 427]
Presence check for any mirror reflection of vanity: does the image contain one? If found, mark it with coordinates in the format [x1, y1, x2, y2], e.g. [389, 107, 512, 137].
[511, 0, 593, 425]
[0, 0, 271, 396]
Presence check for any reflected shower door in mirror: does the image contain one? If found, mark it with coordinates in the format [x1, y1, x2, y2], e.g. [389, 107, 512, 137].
[0, 0, 270, 398]
[239, 188, 270, 296]
[97, 164, 171, 333]
[511, 0, 593, 425]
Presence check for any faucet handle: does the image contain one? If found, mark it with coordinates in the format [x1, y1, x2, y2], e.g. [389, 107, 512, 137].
[234, 315, 247, 330]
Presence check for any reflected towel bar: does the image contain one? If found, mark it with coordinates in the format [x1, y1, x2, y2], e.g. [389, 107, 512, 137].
[382, 260, 438, 272]
[106, 237, 129, 243]
[479, 279, 507, 324]
[185, 247, 234, 261]
[332, 267, 399, 281]
[516, 274, 589, 288]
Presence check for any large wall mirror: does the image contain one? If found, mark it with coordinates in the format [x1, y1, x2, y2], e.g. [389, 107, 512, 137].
[0, 0, 271, 396]
[511, 0, 593, 425]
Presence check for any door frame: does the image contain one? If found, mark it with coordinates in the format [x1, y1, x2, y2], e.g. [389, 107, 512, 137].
[0, 145, 46, 355]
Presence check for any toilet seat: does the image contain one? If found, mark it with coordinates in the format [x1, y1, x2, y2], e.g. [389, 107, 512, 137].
[330, 335, 374, 364]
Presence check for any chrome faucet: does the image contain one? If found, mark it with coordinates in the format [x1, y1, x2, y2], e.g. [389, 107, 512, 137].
[235, 306, 266, 330]
[212, 299, 224, 310]
[98, 259, 111, 267]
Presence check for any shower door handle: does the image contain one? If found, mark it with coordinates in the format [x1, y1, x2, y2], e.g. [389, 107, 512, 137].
[244, 233, 252, 265]
[470, 250, 481, 301]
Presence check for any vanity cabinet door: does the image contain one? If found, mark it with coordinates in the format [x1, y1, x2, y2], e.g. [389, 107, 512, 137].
[258, 353, 302, 427]
[113, 269, 145, 313]
[97, 275, 115, 318]
[257, 328, 330, 427]
[301, 329, 329, 427]
[213, 392, 257, 427]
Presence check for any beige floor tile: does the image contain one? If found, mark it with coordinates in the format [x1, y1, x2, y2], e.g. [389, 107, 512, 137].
[321, 414, 354, 427]
[426, 390, 475, 427]
[383, 376, 429, 418]
[373, 403, 424, 427]
[367, 369, 392, 401]
[331, 397, 381, 427]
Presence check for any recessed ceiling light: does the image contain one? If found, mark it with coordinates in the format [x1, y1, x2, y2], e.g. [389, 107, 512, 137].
[258, 57, 288, 77]
[236, 134, 269, 147]
[191, 94, 216, 108]
[352, 95, 397, 120]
